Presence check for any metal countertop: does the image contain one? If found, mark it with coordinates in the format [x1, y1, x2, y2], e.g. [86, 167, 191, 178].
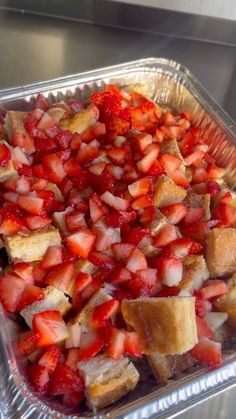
[0, 9, 236, 419]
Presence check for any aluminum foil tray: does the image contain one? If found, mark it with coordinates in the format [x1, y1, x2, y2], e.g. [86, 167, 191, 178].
[0, 57, 236, 419]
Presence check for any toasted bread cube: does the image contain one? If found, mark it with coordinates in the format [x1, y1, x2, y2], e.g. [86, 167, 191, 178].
[149, 208, 168, 236]
[160, 138, 183, 160]
[59, 109, 96, 134]
[4, 111, 28, 138]
[214, 274, 236, 328]
[46, 182, 64, 201]
[179, 255, 209, 292]
[78, 354, 139, 410]
[69, 289, 111, 327]
[4, 226, 61, 262]
[121, 297, 197, 355]
[184, 193, 211, 220]
[205, 228, 236, 276]
[148, 353, 195, 383]
[202, 194, 211, 220]
[154, 176, 186, 208]
[20, 285, 71, 328]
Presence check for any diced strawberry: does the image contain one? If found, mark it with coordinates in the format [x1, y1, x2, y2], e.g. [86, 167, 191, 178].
[17, 331, 39, 355]
[63, 158, 82, 177]
[76, 334, 104, 361]
[92, 299, 119, 328]
[0, 273, 25, 312]
[107, 147, 126, 165]
[43, 153, 66, 184]
[54, 130, 72, 150]
[124, 331, 142, 357]
[45, 262, 74, 294]
[65, 210, 86, 233]
[89, 251, 117, 269]
[89, 169, 115, 194]
[162, 203, 188, 224]
[131, 195, 153, 210]
[195, 293, 212, 317]
[159, 153, 182, 172]
[49, 364, 84, 395]
[81, 122, 106, 143]
[17, 285, 44, 311]
[40, 246, 62, 269]
[156, 285, 180, 297]
[93, 223, 120, 252]
[32, 263, 46, 285]
[128, 268, 158, 297]
[140, 206, 156, 224]
[72, 272, 92, 311]
[126, 248, 148, 273]
[196, 315, 213, 339]
[200, 281, 228, 300]
[100, 191, 129, 211]
[128, 177, 150, 198]
[134, 132, 152, 153]
[33, 310, 69, 347]
[154, 257, 183, 286]
[123, 226, 149, 246]
[137, 144, 159, 173]
[38, 345, 61, 373]
[190, 337, 222, 366]
[147, 159, 165, 175]
[35, 93, 49, 111]
[89, 192, 107, 223]
[207, 164, 225, 179]
[89, 162, 106, 175]
[212, 202, 236, 226]
[24, 215, 52, 230]
[206, 180, 221, 197]
[18, 194, 44, 215]
[63, 391, 84, 408]
[162, 111, 177, 126]
[0, 212, 26, 235]
[184, 207, 204, 225]
[184, 150, 204, 167]
[0, 143, 11, 167]
[107, 326, 125, 360]
[3, 191, 18, 203]
[18, 164, 33, 177]
[192, 167, 209, 184]
[12, 261, 33, 284]
[77, 145, 100, 165]
[112, 242, 135, 260]
[65, 348, 81, 370]
[15, 177, 31, 194]
[66, 229, 96, 259]
[153, 224, 178, 247]
[32, 164, 48, 179]
[109, 267, 132, 285]
[11, 131, 36, 155]
[170, 169, 190, 189]
[164, 238, 203, 258]
[28, 364, 50, 393]
[80, 275, 104, 301]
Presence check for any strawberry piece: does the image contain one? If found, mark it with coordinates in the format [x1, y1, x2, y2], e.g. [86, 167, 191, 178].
[190, 337, 222, 366]
[40, 245, 62, 269]
[24, 215, 52, 230]
[89, 251, 117, 269]
[133, 132, 152, 153]
[184, 207, 204, 225]
[17, 285, 44, 311]
[192, 167, 209, 184]
[89, 162, 106, 175]
[18, 195, 44, 215]
[65, 348, 81, 370]
[72, 272, 92, 311]
[112, 242, 135, 260]
[212, 202, 236, 226]
[137, 145, 159, 173]
[43, 153, 66, 184]
[200, 281, 228, 300]
[12, 261, 33, 283]
[155, 257, 183, 286]
[109, 267, 132, 285]
[140, 206, 156, 224]
[0, 212, 26, 235]
[196, 315, 213, 339]
[184, 150, 204, 167]
[207, 164, 225, 179]
[89, 192, 107, 223]
[159, 153, 182, 172]
[33, 263, 46, 285]
[11, 131, 36, 155]
[147, 160, 165, 176]
[100, 191, 129, 211]
[123, 226, 149, 246]
[38, 345, 61, 373]
[132, 195, 154, 211]
[179, 128, 200, 156]
[92, 299, 119, 327]
[153, 224, 178, 247]
[66, 229, 96, 258]
[35, 93, 49, 111]
[32, 164, 48, 179]
[80, 273, 105, 301]
[156, 285, 180, 297]
[18, 164, 33, 177]
[128, 268, 158, 297]
[128, 177, 150, 198]
[0, 273, 25, 312]
[195, 294, 212, 317]
[33, 310, 69, 347]
[124, 331, 142, 357]
[107, 326, 125, 360]
[65, 210, 86, 233]
[0, 143, 11, 167]
[17, 331, 39, 355]
[28, 364, 50, 393]
[162, 203, 188, 225]
[77, 145, 100, 165]
[164, 238, 203, 258]
[207, 180, 221, 197]
[16, 177, 31, 194]
[64, 158, 82, 177]
[54, 130, 72, 150]
[45, 262, 74, 294]
[107, 147, 126, 165]
[170, 169, 190, 189]
[81, 122, 106, 143]
[77, 335, 104, 361]
[89, 169, 116, 194]
[49, 364, 84, 395]
[126, 248, 148, 273]
[93, 223, 120, 252]
[162, 111, 177, 126]
[63, 391, 84, 407]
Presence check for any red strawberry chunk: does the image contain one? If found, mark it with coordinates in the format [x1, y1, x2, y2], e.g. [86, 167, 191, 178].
[162, 203, 188, 224]
[184, 207, 204, 225]
[109, 267, 132, 285]
[66, 228, 96, 258]
[65, 348, 81, 370]
[133, 132, 152, 153]
[159, 153, 182, 172]
[0, 212, 26, 235]
[132, 195, 153, 210]
[128, 177, 150, 198]
[207, 164, 225, 179]
[63, 391, 84, 408]
[18, 194, 44, 215]
[77, 145, 100, 164]
[155, 257, 183, 286]
[107, 147, 126, 165]
[169, 169, 190, 189]
[11, 131, 36, 155]
[184, 149, 204, 167]
[17, 331, 39, 355]
[49, 364, 84, 395]
[43, 153, 66, 184]
[64, 158, 82, 177]
[212, 202, 236, 226]
[33, 310, 69, 347]
[164, 238, 202, 259]
[65, 210, 86, 233]
[190, 337, 222, 367]
[124, 331, 142, 357]
[17, 285, 44, 311]
[38, 345, 61, 373]
[153, 224, 178, 247]
[196, 315, 213, 339]
[89, 251, 117, 269]
[100, 191, 129, 211]
[72, 272, 92, 311]
[92, 299, 119, 327]
[112, 242, 135, 260]
[129, 268, 158, 297]
[93, 223, 120, 252]
[12, 261, 33, 284]
[0, 273, 26, 312]
[137, 145, 159, 173]
[40, 245, 62, 269]
[200, 282, 228, 300]
[207, 180, 221, 197]
[0, 143, 11, 167]
[107, 326, 125, 360]
[45, 262, 74, 294]
[126, 248, 148, 273]
[54, 130, 72, 150]
[89, 169, 116, 194]
[123, 226, 149, 246]
[24, 215, 51, 230]
[89, 192, 107, 223]
[28, 364, 50, 394]
[195, 294, 212, 317]
[156, 285, 180, 297]
[35, 93, 49, 111]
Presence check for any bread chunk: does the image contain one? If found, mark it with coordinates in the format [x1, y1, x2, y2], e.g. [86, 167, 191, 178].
[78, 354, 139, 410]
[121, 297, 197, 355]
[59, 108, 96, 134]
[4, 111, 28, 138]
[20, 285, 71, 328]
[69, 289, 111, 327]
[154, 176, 186, 208]
[4, 226, 61, 262]
[205, 228, 236, 276]
[179, 255, 209, 291]
[184, 192, 211, 220]
[148, 353, 196, 383]
[160, 138, 183, 160]
[214, 274, 236, 328]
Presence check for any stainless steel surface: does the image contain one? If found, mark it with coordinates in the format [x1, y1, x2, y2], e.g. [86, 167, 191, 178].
[1, 57, 236, 419]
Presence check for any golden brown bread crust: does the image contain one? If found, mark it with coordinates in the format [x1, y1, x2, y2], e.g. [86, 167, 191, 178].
[184, 193, 211, 220]
[59, 108, 96, 134]
[121, 297, 197, 355]
[160, 138, 183, 160]
[4, 226, 61, 262]
[205, 228, 236, 276]
[148, 353, 196, 383]
[69, 289, 111, 327]
[154, 176, 186, 208]
[179, 255, 209, 291]
[214, 274, 236, 328]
